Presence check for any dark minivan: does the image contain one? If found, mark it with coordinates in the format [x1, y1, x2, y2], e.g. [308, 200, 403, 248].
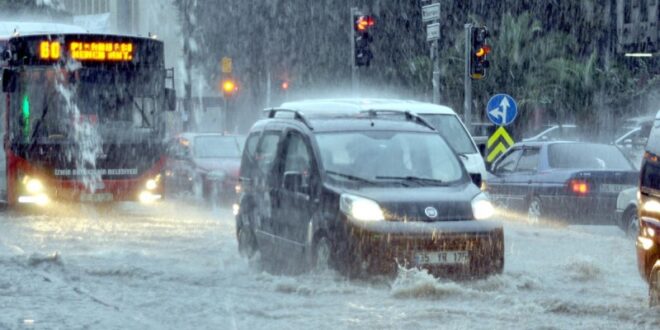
[637, 111, 660, 306]
[234, 107, 504, 278]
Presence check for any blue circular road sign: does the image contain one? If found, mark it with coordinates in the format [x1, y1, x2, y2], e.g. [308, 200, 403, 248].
[486, 94, 518, 126]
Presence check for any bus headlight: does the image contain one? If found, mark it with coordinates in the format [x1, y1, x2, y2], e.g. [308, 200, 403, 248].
[146, 179, 158, 190]
[472, 193, 494, 220]
[145, 174, 161, 190]
[25, 178, 44, 194]
[340, 194, 385, 222]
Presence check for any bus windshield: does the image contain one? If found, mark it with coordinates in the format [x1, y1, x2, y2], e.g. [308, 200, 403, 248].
[13, 67, 162, 143]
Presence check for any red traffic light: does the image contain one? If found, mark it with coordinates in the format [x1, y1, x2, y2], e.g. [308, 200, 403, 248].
[281, 81, 289, 90]
[355, 15, 375, 31]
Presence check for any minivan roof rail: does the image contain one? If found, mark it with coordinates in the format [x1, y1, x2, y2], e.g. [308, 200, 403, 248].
[361, 109, 436, 132]
[263, 108, 313, 130]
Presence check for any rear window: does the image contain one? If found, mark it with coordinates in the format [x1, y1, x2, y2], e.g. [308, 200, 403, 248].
[418, 114, 477, 154]
[548, 143, 632, 170]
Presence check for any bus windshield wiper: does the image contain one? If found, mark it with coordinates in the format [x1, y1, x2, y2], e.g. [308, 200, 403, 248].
[325, 170, 374, 184]
[375, 175, 446, 185]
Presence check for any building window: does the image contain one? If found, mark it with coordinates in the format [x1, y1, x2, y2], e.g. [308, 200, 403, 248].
[641, 0, 648, 21]
[625, 0, 632, 23]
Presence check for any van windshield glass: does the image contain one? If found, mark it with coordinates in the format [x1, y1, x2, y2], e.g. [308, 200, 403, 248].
[417, 114, 476, 154]
[315, 131, 464, 184]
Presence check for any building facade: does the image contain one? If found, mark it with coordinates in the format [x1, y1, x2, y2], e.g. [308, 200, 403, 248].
[617, 0, 659, 53]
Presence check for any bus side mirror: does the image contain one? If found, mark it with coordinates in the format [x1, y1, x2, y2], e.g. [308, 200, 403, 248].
[165, 88, 176, 111]
[2, 69, 17, 93]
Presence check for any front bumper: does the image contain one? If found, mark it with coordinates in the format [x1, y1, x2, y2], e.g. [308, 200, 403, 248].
[346, 219, 504, 278]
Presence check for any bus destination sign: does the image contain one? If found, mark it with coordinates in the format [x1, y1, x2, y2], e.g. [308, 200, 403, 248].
[39, 40, 134, 62]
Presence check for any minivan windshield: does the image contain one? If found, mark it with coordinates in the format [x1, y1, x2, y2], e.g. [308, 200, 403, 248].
[417, 114, 477, 154]
[315, 131, 464, 184]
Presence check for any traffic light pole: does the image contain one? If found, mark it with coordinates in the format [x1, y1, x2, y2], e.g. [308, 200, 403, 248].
[350, 7, 359, 96]
[464, 23, 473, 134]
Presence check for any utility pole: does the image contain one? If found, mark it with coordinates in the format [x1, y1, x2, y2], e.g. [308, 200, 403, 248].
[464, 23, 473, 134]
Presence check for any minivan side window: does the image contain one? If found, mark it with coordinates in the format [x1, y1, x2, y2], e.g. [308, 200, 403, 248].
[282, 132, 313, 189]
[240, 132, 261, 178]
[255, 131, 281, 175]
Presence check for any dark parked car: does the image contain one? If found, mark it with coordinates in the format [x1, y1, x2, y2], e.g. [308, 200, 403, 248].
[164, 133, 244, 204]
[637, 111, 660, 306]
[235, 108, 504, 279]
[486, 141, 638, 226]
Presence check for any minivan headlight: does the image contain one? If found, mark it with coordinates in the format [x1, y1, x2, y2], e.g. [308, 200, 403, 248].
[340, 194, 385, 222]
[471, 193, 494, 220]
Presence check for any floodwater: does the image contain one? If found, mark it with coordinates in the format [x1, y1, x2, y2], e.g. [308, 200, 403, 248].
[0, 200, 658, 329]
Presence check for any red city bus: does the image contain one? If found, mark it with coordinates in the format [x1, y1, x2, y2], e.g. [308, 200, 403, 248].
[0, 26, 175, 207]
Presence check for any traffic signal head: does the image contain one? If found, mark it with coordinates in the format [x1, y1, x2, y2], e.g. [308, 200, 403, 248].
[470, 26, 491, 80]
[353, 15, 374, 67]
[220, 78, 238, 97]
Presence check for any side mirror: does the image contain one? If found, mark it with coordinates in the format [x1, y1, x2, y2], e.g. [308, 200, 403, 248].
[165, 88, 176, 111]
[2, 69, 17, 93]
[283, 171, 303, 192]
[470, 172, 482, 187]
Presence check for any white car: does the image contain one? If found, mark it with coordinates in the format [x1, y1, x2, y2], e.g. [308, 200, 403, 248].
[522, 124, 579, 142]
[279, 98, 488, 178]
[616, 187, 639, 237]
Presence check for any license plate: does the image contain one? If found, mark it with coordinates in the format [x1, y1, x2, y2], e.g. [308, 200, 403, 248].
[600, 184, 633, 193]
[414, 251, 469, 265]
[80, 193, 113, 202]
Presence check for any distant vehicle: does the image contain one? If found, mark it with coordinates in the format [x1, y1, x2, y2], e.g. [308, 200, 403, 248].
[279, 98, 488, 178]
[522, 124, 580, 142]
[0, 22, 176, 207]
[636, 110, 660, 306]
[616, 187, 638, 237]
[486, 141, 637, 225]
[235, 107, 504, 278]
[614, 119, 653, 169]
[164, 133, 244, 204]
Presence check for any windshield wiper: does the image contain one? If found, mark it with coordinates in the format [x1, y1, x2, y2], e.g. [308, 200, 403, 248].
[375, 175, 446, 186]
[325, 170, 374, 184]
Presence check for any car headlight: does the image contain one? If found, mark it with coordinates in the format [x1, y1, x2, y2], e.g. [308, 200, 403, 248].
[471, 193, 494, 220]
[340, 193, 385, 222]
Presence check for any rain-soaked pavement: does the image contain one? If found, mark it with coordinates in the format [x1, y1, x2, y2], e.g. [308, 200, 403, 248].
[0, 200, 659, 329]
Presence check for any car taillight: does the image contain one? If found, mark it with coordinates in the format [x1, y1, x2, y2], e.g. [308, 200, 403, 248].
[569, 179, 590, 196]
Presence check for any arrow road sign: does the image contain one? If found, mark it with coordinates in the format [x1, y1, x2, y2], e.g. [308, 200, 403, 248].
[486, 94, 518, 126]
[486, 126, 515, 163]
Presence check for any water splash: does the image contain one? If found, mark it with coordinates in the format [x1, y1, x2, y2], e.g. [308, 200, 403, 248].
[54, 61, 103, 193]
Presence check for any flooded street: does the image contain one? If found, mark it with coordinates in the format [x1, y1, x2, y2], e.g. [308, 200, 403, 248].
[1, 202, 658, 329]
